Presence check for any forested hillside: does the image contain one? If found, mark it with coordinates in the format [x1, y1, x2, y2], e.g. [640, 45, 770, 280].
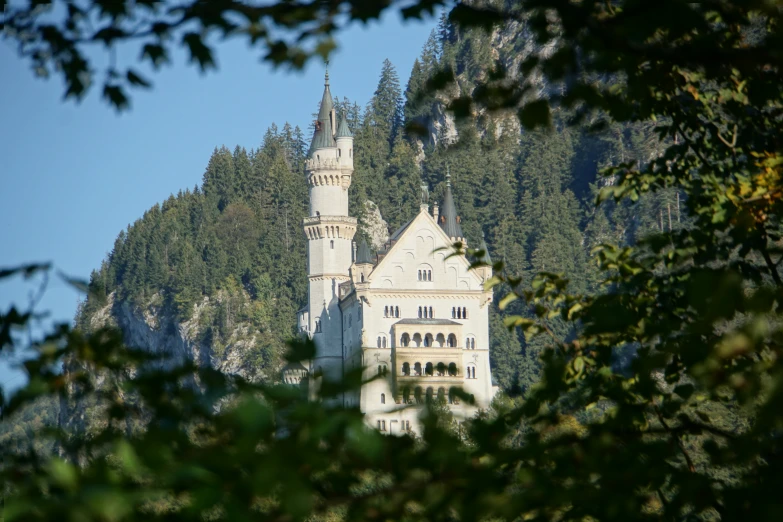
[76, 12, 685, 393]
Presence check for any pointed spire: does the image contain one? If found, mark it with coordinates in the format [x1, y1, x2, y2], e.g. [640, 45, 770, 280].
[309, 66, 336, 154]
[335, 111, 353, 138]
[356, 239, 373, 264]
[439, 166, 464, 239]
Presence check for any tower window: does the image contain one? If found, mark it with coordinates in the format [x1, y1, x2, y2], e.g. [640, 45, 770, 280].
[315, 320, 321, 333]
[381, 393, 385, 404]
[330, 240, 334, 249]
[429, 306, 433, 318]
[384, 306, 389, 318]
[395, 306, 400, 318]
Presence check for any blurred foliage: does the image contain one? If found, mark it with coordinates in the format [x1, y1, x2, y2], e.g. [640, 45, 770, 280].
[4, 0, 783, 520]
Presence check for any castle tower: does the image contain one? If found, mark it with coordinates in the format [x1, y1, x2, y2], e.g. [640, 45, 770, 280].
[303, 70, 357, 383]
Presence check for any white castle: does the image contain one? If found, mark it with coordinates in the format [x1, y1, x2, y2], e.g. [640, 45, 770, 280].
[285, 71, 497, 435]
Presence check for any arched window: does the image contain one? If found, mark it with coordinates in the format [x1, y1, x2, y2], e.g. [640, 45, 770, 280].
[402, 387, 411, 403]
[448, 363, 457, 376]
[401, 333, 410, 347]
[452, 307, 456, 319]
[466, 366, 476, 379]
[378, 364, 382, 375]
[424, 334, 433, 347]
[413, 333, 422, 347]
[429, 306, 433, 318]
[457, 308, 462, 319]
[377, 337, 382, 348]
[425, 362, 433, 376]
[381, 393, 386, 404]
[437, 387, 446, 404]
[330, 240, 334, 249]
[447, 334, 457, 348]
[384, 306, 389, 317]
[418, 307, 423, 318]
[436, 333, 445, 347]
[448, 387, 459, 404]
[426, 387, 434, 403]
[428, 270, 432, 281]
[382, 336, 387, 348]
[436, 362, 446, 376]
[414, 386, 423, 404]
[463, 307, 467, 319]
[402, 362, 410, 376]
[395, 306, 400, 318]
[414, 362, 422, 376]
[417, 270, 422, 281]
[361, 273, 365, 282]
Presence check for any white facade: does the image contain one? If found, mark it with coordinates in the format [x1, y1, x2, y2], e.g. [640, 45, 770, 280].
[294, 73, 495, 436]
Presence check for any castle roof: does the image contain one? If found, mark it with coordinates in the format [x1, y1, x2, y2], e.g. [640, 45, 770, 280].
[309, 70, 336, 153]
[439, 172, 464, 239]
[335, 112, 353, 138]
[356, 238, 373, 264]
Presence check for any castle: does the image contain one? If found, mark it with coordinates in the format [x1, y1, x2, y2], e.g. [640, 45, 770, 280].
[284, 71, 496, 435]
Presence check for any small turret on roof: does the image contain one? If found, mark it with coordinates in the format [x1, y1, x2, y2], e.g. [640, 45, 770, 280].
[356, 238, 373, 264]
[335, 111, 353, 138]
[477, 231, 492, 265]
[439, 168, 464, 240]
[309, 69, 336, 154]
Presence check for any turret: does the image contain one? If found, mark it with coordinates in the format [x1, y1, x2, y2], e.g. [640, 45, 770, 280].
[335, 112, 354, 170]
[439, 170, 465, 245]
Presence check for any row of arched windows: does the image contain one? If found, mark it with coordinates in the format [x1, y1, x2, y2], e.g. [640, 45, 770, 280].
[417, 269, 432, 281]
[466, 337, 476, 349]
[417, 306, 433, 319]
[401, 361, 458, 377]
[400, 386, 461, 405]
[452, 307, 468, 319]
[384, 306, 400, 318]
[466, 366, 477, 379]
[400, 333, 458, 348]
[377, 336, 388, 348]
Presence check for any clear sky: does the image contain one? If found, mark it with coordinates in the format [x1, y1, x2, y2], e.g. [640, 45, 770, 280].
[0, 11, 437, 392]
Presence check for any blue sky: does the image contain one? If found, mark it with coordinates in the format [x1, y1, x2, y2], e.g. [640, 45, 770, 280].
[0, 11, 437, 392]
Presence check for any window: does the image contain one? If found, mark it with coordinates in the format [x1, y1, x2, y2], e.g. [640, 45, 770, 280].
[425, 362, 433, 376]
[462, 307, 468, 319]
[414, 362, 422, 376]
[418, 307, 422, 318]
[377, 336, 382, 348]
[424, 334, 433, 347]
[466, 366, 476, 379]
[402, 362, 410, 376]
[426, 387, 434, 403]
[330, 240, 334, 249]
[437, 387, 446, 404]
[447, 334, 457, 347]
[404, 420, 411, 431]
[401, 333, 410, 347]
[429, 306, 433, 318]
[377, 420, 386, 431]
[361, 273, 365, 282]
[395, 306, 400, 318]
[381, 393, 386, 404]
[384, 306, 389, 317]
[436, 362, 446, 376]
[428, 270, 432, 281]
[315, 320, 321, 333]
[418, 270, 422, 281]
[382, 337, 387, 348]
[448, 363, 458, 376]
[452, 307, 456, 319]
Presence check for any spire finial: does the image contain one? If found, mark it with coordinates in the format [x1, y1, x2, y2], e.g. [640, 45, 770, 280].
[446, 165, 451, 188]
[325, 61, 330, 86]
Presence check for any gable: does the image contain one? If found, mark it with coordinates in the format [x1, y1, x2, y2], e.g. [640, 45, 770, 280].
[368, 210, 483, 291]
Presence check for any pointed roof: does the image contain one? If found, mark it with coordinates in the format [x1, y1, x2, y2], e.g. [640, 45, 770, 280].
[439, 169, 464, 239]
[356, 239, 373, 264]
[478, 231, 492, 265]
[309, 70, 335, 153]
[335, 112, 353, 138]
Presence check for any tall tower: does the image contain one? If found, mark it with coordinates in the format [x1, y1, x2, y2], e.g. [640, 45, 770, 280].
[303, 70, 356, 381]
